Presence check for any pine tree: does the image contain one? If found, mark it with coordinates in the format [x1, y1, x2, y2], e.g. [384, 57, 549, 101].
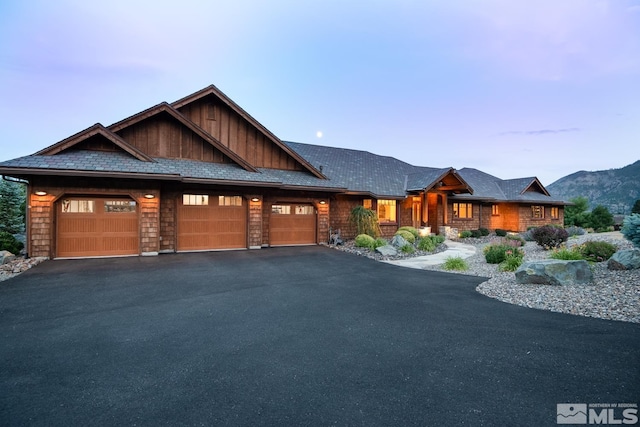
[0, 178, 26, 234]
[632, 199, 640, 215]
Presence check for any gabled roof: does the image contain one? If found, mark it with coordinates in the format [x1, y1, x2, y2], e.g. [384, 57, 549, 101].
[107, 101, 258, 172]
[34, 123, 154, 162]
[171, 85, 326, 179]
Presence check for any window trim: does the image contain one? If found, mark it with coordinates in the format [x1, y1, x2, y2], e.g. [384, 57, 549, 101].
[550, 206, 559, 220]
[453, 202, 473, 219]
[377, 199, 397, 224]
[491, 204, 499, 216]
[531, 205, 545, 219]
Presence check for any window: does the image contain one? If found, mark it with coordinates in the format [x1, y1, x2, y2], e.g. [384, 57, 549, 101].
[183, 194, 209, 206]
[551, 206, 559, 219]
[219, 196, 242, 206]
[453, 202, 473, 219]
[61, 199, 95, 213]
[491, 205, 499, 216]
[532, 205, 544, 219]
[271, 205, 291, 214]
[363, 199, 373, 209]
[377, 200, 397, 223]
[295, 205, 314, 215]
[104, 200, 136, 213]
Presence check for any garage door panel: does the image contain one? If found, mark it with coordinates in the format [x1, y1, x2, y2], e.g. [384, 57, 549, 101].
[177, 197, 246, 251]
[57, 198, 139, 258]
[270, 205, 316, 246]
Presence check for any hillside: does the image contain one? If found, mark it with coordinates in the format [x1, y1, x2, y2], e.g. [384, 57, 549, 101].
[547, 160, 640, 214]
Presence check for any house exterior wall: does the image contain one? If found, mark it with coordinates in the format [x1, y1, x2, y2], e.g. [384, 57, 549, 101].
[517, 205, 564, 231]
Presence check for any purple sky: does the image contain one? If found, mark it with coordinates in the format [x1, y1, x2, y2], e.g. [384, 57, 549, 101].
[1, 0, 639, 186]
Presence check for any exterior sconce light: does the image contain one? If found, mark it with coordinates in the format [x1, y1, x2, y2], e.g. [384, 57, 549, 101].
[319, 200, 326, 205]
[34, 191, 47, 196]
[251, 197, 260, 202]
[144, 194, 155, 199]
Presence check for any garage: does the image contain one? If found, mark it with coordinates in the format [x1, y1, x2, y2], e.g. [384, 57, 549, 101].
[270, 204, 317, 246]
[56, 197, 139, 258]
[177, 194, 247, 251]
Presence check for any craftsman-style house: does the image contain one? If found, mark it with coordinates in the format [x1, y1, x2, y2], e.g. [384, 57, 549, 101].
[0, 85, 565, 259]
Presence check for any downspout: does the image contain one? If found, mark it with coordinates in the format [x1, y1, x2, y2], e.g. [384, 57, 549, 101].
[2, 176, 29, 258]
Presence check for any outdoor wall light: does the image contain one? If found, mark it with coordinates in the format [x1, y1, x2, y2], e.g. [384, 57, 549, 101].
[144, 194, 155, 199]
[319, 200, 326, 205]
[34, 191, 47, 196]
[251, 197, 260, 202]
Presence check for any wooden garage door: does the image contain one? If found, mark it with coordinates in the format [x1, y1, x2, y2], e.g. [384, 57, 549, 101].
[177, 194, 247, 251]
[270, 204, 316, 246]
[57, 198, 139, 258]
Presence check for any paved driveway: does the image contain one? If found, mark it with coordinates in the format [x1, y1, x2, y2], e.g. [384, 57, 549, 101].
[1, 246, 638, 426]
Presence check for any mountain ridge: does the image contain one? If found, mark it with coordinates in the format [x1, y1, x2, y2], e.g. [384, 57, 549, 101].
[547, 160, 640, 214]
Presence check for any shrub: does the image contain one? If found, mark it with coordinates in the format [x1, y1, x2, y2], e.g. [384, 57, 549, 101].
[355, 234, 376, 249]
[349, 206, 380, 237]
[495, 229, 507, 237]
[416, 237, 436, 252]
[397, 226, 419, 238]
[579, 241, 617, 262]
[373, 238, 388, 249]
[443, 256, 468, 271]
[589, 205, 614, 232]
[564, 196, 591, 227]
[521, 228, 536, 241]
[549, 246, 584, 260]
[470, 229, 482, 238]
[395, 230, 415, 244]
[400, 244, 415, 254]
[432, 235, 445, 245]
[479, 227, 490, 236]
[459, 230, 472, 238]
[565, 226, 586, 237]
[622, 214, 640, 248]
[0, 231, 24, 255]
[499, 253, 524, 272]
[484, 244, 524, 264]
[531, 225, 568, 250]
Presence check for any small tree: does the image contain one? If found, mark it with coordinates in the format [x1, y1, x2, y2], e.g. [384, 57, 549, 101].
[348, 206, 380, 237]
[632, 200, 640, 215]
[564, 196, 591, 227]
[588, 205, 614, 232]
[0, 178, 25, 234]
[621, 214, 640, 248]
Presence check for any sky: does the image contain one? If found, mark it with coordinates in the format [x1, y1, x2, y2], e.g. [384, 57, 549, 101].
[1, 0, 639, 186]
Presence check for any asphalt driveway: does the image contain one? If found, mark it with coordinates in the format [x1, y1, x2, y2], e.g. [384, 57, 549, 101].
[1, 246, 638, 426]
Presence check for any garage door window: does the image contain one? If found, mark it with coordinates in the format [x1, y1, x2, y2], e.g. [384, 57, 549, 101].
[61, 199, 95, 213]
[272, 205, 291, 214]
[219, 196, 242, 206]
[295, 205, 314, 215]
[183, 194, 209, 205]
[104, 200, 136, 213]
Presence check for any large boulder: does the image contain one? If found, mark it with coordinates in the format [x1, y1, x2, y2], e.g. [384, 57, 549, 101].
[375, 245, 397, 257]
[608, 249, 640, 270]
[390, 234, 409, 248]
[515, 260, 593, 286]
[0, 250, 15, 265]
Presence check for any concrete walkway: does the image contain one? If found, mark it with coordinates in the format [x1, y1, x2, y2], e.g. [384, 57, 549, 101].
[382, 239, 477, 269]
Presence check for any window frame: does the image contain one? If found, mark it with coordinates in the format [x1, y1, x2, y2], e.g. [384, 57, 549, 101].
[453, 202, 473, 219]
[550, 206, 559, 219]
[183, 194, 209, 206]
[531, 205, 545, 219]
[377, 199, 397, 224]
[218, 196, 243, 207]
[491, 204, 499, 216]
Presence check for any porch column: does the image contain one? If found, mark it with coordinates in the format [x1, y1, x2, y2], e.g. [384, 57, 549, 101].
[422, 192, 428, 225]
[442, 193, 448, 225]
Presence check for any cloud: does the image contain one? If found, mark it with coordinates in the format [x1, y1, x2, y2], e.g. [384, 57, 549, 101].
[499, 128, 581, 136]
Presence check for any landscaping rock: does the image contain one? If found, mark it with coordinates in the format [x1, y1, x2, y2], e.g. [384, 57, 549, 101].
[515, 260, 593, 286]
[390, 235, 409, 248]
[0, 250, 15, 265]
[375, 245, 397, 257]
[608, 249, 640, 270]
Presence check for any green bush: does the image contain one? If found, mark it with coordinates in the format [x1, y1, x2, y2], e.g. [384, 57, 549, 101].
[565, 226, 586, 237]
[394, 230, 415, 244]
[531, 225, 568, 250]
[549, 246, 585, 260]
[505, 234, 525, 246]
[416, 237, 436, 252]
[484, 244, 524, 264]
[355, 234, 376, 249]
[400, 244, 415, 254]
[433, 235, 445, 245]
[499, 254, 524, 272]
[397, 226, 419, 238]
[443, 256, 468, 271]
[479, 227, 490, 236]
[622, 214, 640, 248]
[349, 206, 380, 237]
[495, 229, 507, 237]
[579, 241, 617, 262]
[373, 238, 388, 249]
[589, 205, 614, 232]
[522, 228, 536, 241]
[459, 230, 472, 238]
[470, 229, 482, 238]
[0, 231, 24, 255]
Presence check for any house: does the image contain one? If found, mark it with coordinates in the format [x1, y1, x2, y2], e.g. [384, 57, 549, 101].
[0, 85, 566, 259]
